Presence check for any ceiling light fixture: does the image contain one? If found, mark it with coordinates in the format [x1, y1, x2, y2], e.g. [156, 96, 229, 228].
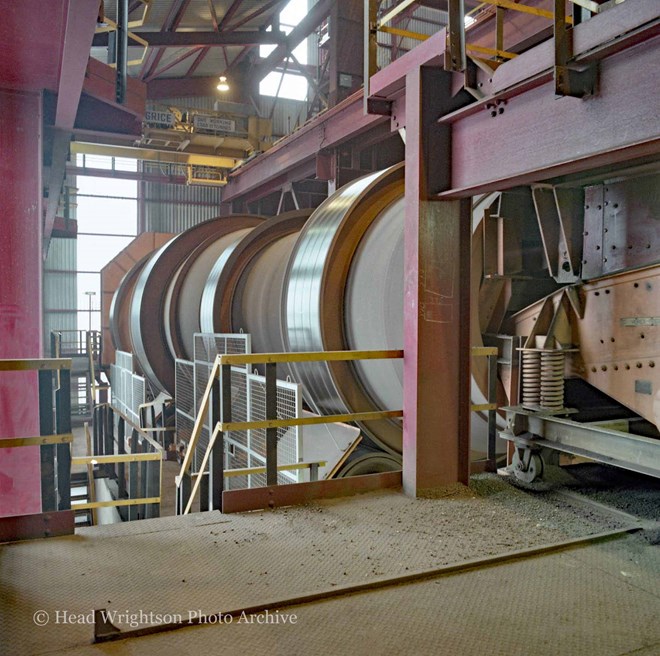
[217, 75, 230, 92]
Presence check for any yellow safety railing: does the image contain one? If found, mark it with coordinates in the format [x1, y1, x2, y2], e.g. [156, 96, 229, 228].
[88, 402, 164, 521]
[177, 349, 404, 515]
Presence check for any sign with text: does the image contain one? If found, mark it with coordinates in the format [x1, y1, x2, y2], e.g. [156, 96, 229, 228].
[144, 109, 175, 128]
[193, 114, 236, 133]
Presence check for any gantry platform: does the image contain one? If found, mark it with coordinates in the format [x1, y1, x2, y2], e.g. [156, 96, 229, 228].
[2, 469, 658, 655]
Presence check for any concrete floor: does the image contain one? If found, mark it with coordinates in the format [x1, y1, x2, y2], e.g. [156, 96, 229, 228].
[1, 470, 659, 655]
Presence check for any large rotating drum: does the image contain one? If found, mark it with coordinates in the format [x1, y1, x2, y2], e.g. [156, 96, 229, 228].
[111, 164, 496, 457]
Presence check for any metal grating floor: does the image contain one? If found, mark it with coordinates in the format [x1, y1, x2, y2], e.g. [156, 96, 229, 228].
[47, 536, 660, 656]
[1, 474, 658, 655]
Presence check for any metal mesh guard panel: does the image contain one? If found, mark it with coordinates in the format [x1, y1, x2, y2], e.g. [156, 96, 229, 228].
[188, 333, 302, 487]
[175, 359, 195, 454]
[111, 351, 147, 427]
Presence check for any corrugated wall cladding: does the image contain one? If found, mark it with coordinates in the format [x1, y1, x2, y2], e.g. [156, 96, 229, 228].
[259, 97, 308, 137]
[142, 177, 222, 233]
[376, 3, 446, 69]
[43, 238, 77, 346]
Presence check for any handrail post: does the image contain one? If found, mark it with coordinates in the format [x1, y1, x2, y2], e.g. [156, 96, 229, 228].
[56, 366, 72, 510]
[38, 369, 56, 512]
[128, 429, 139, 520]
[210, 363, 229, 510]
[138, 436, 147, 519]
[487, 351, 498, 472]
[117, 417, 126, 498]
[265, 362, 278, 486]
[145, 451, 160, 519]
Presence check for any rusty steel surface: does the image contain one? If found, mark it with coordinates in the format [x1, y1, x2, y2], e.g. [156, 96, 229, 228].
[512, 265, 660, 431]
[0, 90, 44, 518]
[221, 471, 402, 513]
[402, 66, 472, 493]
[443, 35, 660, 197]
[582, 174, 660, 280]
[128, 215, 263, 393]
[0, 510, 75, 543]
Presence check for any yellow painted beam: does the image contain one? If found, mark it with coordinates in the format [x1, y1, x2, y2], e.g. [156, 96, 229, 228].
[72, 453, 161, 465]
[471, 403, 498, 412]
[0, 434, 73, 449]
[73, 497, 160, 510]
[379, 0, 418, 27]
[0, 358, 72, 371]
[471, 346, 499, 357]
[218, 349, 404, 366]
[379, 26, 429, 42]
[178, 358, 221, 480]
[466, 43, 517, 60]
[221, 409, 403, 432]
[71, 142, 243, 170]
[183, 422, 222, 514]
[224, 461, 328, 478]
[478, 0, 572, 23]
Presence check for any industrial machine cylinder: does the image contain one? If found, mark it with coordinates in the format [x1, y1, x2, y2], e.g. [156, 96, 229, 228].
[111, 164, 493, 458]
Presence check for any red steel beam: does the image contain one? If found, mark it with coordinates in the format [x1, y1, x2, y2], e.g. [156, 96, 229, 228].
[55, 0, 99, 128]
[222, 91, 389, 202]
[402, 66, 472, 494]
[218, 0, 245, 30]
[442, 35, 660, 197]
[0, 90, 44, 518]
[222, 471, 402, 513]
[66, 165, 188, 185]
[186, 0, 245, 76]
[226, 0, 286, 31]
[95, 30, 286, 47]
[141, 0, 192, 80]
[144, 46, 204, 82]
[44, 0, 101, 246]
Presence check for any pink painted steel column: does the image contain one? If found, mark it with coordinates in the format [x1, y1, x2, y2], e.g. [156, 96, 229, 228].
[0, 89, 43, 517]
[402, 67, 471, 494]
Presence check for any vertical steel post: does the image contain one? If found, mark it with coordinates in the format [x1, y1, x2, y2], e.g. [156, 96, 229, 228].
[403, 66, 472, 494]
[116, 0, 128, 104]
[56, 367, 72, 510]
[104, 406, 114, 478]
[200, 470, 210, 513]
[139, 443, 147, 520]
[176, 473, 192, 516]
[487, 353, 498, 471]
[363, 0, 378, 114]
[39, 370, 56, 512]
[117, 417, 126, 498]
[93, 407, 101, 458]
[128, 429, 138, 520]
[495, 7, 504, 57]
[211, 364, 230, 510]
[0, 89, 43, 518]
[265, 362, 278, 486]
[445, 0, 466, 72]
[146, 453, 160, 519]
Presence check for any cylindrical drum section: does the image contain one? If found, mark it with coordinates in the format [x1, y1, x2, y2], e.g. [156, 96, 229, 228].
[109, 253, 151, 366]
[283, 164, 405, 454]
[126, 215, 263, 394]
[164, 228, 253, 361]
[200, 210, 311, 379]
[335, 448, 402, 477]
